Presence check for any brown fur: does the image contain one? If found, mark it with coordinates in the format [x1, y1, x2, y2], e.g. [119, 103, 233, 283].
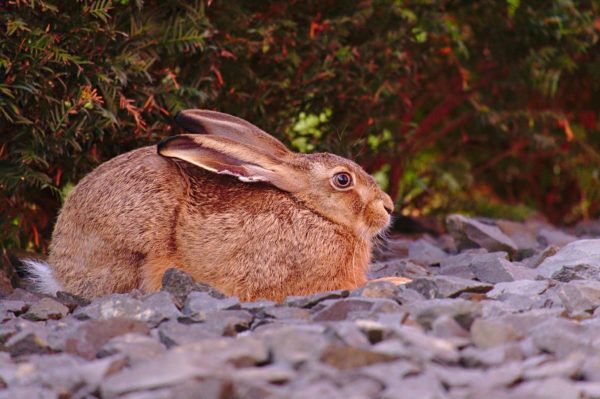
[45, 110, 393, 301]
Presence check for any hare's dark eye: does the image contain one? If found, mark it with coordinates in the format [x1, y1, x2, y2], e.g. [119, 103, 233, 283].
[332, 172, 353, 189]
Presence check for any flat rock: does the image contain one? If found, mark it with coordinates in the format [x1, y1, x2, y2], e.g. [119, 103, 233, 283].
[367, 260, 429, 280]
[431, 275, 493, 298]
[557, 279, 600, 316]
[536, 239, 600, 281]
[100, 350, 230, 398]
[312, 298, 376, 321]
[183, 292, 241, 320]
[22, 297, 70, 321]
[408, 298, 481, 330]
[487, 280, 550, 299]
[538, 228, 578, 248]
[408, 239, 447, 265]
[198, 310, 254, 336]
[284, 290, 350, 308]
[5, 331, 52, 357]
[510, 377, 580, 399]
[64, 318, 150, 360]
[446, 214, 518, 254]
[257, 325, 328, 366]
[98, 333, 166, 365]
[471, 256, 538, 283]
[496, 219, 540, 258]
[160, 267, 198, 308]
[155, 320, 216, 347]
[470, 318, 520, 349]
[320, 344, 399, 369]
[74, 294, 178, 325]
[438, 250, 502, 279]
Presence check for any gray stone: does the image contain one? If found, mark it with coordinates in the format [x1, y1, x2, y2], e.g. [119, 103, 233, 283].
[526, 245, 560, 268]
[536, 239, 600, 281]
[284, 289, 350, 308]
[0, 386, 59, 399]
[395, 285, 426, 303]
[557, 279, 600, 316]
[446, 214, 518, 253]
[98, 333, 166, 365]
[312, 298, 376, 321]
[12, 353, 125, 395]
[5, 331, 52, 357]
[262, 306, 310, 320]
[523, 352, 584, 380]
[538, 227, 577, 247]
[240, 299, 278, 313]
[460, 343, 524, 367]
[360, 280, 400, 299]
[382, 371, 447, 399]
[439, 250, 491, 279]
[470, 318, 520, 349]
[328, 321, 372, 347]
[487, 280, 549, 299]
[320, 343, 399, 369]
[160, 267, 198, 308]
[471, 256, 538, 283]
[379, 325, 459, 363]
[233, 364, 296, 384]
[141, 291, 182, 320]
[183, 292, 240, 318]
[63, 318, 150, 360]
[510, 377, 580, 399]
[100, 351, 231, 398]
[491, 293, 557, 312]
[431, 275, 493, 298]
[405, 278, 440, 299]
[409, 298, 481, 330]
[55, 291, 91, 310]
[408, 239, 448, 265]
[580, 355, 600, 381]
[429, 364, 484, 387]
[22, 297, 69, 321]
[176, 336, 269, 367]
[0, 300, 28, 315]
[360, 360, 421, 386]
[473, 362, 524, 390]
[257, 325, 328, 366]
[74, 294, 177, 325]
[431, 314, 471, 345]
[155, 320, 216, 347]
[530, 317, 589, 357]
[367, 259, 429, 280]
[496, 219, 540, 258]
[199, 310, 254, 336]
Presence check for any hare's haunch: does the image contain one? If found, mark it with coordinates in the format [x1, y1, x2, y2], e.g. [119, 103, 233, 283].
[26, 110, 394, 301]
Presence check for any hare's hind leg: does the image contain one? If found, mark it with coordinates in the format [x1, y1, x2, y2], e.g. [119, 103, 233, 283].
[49, 243, 146, 298]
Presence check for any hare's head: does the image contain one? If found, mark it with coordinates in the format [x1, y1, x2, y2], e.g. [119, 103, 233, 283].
[158, 110, 393, 239]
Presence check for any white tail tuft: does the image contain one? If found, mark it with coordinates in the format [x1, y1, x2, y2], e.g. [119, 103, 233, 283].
[21, 259, 62, 295]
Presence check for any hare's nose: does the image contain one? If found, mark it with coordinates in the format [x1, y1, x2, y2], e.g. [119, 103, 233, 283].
[382, 194, 394, 215]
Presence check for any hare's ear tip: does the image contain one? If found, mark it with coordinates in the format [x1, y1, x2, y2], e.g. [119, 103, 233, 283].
[174, 109, 208, 133]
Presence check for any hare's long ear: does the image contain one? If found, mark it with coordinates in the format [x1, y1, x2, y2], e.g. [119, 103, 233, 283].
[157, 134, 304, 192]
[175, 109, 290, 158]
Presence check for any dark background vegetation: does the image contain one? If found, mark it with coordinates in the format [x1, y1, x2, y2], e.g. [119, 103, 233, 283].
[1, 0, 600, 257]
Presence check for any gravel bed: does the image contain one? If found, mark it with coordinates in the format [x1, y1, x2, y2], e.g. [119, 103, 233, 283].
[3, 215, 600, 398]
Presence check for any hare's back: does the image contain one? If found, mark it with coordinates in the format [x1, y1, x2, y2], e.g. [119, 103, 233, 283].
[51, 146, 185, 255]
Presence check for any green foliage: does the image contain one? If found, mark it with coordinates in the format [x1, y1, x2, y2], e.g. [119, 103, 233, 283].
[1, 0, 600, 253]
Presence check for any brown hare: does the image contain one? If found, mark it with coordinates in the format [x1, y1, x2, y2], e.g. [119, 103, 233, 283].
[25, 110, 395, 301]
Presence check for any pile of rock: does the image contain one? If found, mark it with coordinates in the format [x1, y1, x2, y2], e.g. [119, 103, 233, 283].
[2, 214, 600, 399]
